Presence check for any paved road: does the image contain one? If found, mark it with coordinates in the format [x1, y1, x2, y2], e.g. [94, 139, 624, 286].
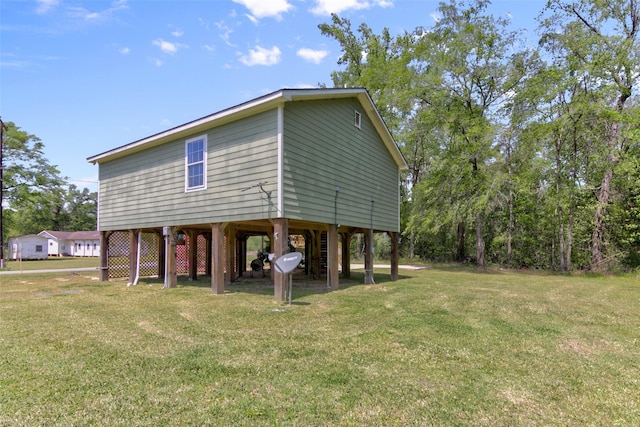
[0, 267, 99, 276]
[351, 264, 427, 270]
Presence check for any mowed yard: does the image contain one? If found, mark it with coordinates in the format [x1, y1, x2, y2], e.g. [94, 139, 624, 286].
[1, 266, 638, 426]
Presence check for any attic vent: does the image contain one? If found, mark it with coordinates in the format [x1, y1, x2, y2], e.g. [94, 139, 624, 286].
[354, 110, 362, 129]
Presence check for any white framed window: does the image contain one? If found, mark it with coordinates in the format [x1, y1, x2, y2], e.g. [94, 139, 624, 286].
[185, 135, 207, 191]
[35, 245, 43, 253]
[354, 110, 362, 129]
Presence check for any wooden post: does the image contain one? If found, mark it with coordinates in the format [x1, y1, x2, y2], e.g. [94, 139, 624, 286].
[272, 218, 288, 301]
[390, 231, 399, 281]
[327, 224, 339, 290]
[165, 229, 177, 288]
[128, 229, 138, 284]
[99, 231, 109, 281]
[364, 230, 375, 284]
[341, 231, 351, 279]
[226, 225, 235, 283]
[211, 223, 225, 294]
[188, 230, 198, 281]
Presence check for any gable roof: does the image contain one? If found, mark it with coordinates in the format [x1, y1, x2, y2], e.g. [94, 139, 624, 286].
[87, 88, 408, 170]
[9, 234, 48, 241]
[38, 230, 100, 241]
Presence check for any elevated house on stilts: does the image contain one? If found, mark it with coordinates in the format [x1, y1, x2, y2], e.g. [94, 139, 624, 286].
[87, 88, 407, 301]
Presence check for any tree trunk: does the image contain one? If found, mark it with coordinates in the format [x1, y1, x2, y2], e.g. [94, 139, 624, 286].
[558, 214, 566, 272]
[507, 187, 513, 265]
[591, 119, 621, 272]
[476, 214, 485, 267]
[409, 231, 415, 259]
[567, 195, 574, 271]
[456, 222, 465, 261]
[591, 168, 613, 271]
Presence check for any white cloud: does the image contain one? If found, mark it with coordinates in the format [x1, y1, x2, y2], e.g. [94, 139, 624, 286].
[310, 0, 392, 16]
[0, 59, 31, 69]
[198, 17, 210, 31]
[169, 25, 184, 37]
[239, 45, 281, 66]
[67, 0, 128, 21]
[149, 57, 163, 67]
[245, 14, 259, 25]
[152, 39, 186, 55]
[119, 47, 130, 55]
[35, 0, 60, 15]
[232, 0, 293, 21]
[215, 21, 236, 47]
[297, 48, 329, 64]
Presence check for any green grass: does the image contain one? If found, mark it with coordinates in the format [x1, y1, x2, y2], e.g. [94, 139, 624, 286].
[2, 257, 99, 271]
[1, 266, 639, 426]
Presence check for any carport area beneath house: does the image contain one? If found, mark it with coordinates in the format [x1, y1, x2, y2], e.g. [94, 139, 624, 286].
[99, 218, 399, 301]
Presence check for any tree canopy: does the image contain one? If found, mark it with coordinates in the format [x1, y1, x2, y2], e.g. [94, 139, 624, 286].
[320, 0, 639, 271]
[1, 121, 97, 240]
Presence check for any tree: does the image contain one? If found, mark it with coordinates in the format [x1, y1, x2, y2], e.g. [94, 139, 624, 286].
[540, 0, 640, 271]
[1, 121, 97, 239]
[319, 0, 639, 271]
[2, 121, 66, 237]
[61, 184, 98, 231]
[407, 0, 535, 266]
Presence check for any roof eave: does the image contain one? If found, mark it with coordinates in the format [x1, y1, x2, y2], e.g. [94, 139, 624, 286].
[87, 88, 409, 171]
[87, 90, 289, 164]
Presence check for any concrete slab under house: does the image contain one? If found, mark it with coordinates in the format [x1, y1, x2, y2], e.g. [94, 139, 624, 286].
[87, 88, 408, 301]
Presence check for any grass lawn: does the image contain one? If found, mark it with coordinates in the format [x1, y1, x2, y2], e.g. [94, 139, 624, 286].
[1, 266, 639, 425]
[2, 257, 99, 271]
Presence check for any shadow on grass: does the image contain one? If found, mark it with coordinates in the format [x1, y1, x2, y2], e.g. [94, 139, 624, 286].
[135, 269, 411, 301]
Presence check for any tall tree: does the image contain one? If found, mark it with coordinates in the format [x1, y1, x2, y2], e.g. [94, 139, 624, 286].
[320, 1, 536, 266]
[409, 0, 533, 266]
[540, 0, 640, 271]
[2, 121, 66, 237]
[1, 121, 96, 238]
[62, 184, 98, 231]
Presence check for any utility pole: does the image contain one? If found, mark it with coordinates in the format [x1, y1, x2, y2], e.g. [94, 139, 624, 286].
[0, 117, 6, 269]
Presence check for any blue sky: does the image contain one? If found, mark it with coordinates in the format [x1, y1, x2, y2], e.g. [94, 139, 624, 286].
[1, 0, 545, 192]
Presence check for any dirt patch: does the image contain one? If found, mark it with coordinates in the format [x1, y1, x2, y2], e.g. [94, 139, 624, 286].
[558, 337, 621, 356]
[498, 388, 532, 405]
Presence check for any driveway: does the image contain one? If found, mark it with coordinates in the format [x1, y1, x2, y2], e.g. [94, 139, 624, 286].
[0, 267, 99, 275]
[350, 264, 427, 270]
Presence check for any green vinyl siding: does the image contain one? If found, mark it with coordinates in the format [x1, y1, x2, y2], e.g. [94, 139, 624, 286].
[282, 98, 400, 232]
[98, 109, 279, 230]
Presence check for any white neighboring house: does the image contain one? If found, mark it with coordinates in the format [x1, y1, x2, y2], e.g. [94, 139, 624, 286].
[8, 235, 49, 260]
[38, 230, 101, 257]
